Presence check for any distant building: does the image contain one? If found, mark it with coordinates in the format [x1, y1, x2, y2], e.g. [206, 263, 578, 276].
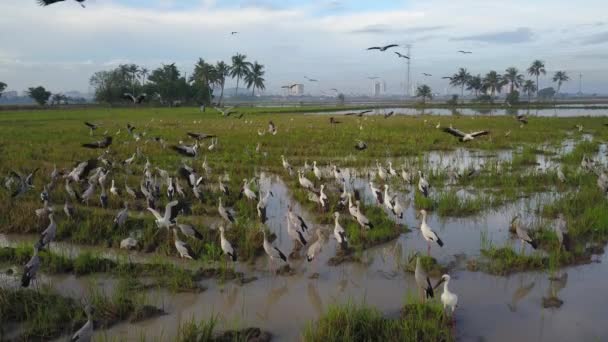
[373, 81, 382, 97]
[289, 84, 304, 96]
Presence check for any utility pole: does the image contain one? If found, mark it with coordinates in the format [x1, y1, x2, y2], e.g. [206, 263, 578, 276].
[578, 73, 583, 95]
[406, 44, 411, 98]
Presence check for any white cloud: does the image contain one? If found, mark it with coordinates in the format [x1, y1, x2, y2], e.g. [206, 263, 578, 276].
[0, 0, 607, 94]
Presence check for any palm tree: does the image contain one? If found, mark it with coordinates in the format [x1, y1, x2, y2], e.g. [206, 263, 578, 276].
[139, 68, 149, 86]
[552, 71, 570, 95]
[482, 71, 505, 101]
[527, 60, 546, 97]
[522, 80, 537, 102]
[503, 67, 524, 93]
[416, 85, 433, 104]
[245, 62, 266, 97]
[466, 75, 483, 97]
[192, 58, 218, 103]
[215, 61, 230, 106]
[230, 53, 251, 96]
[450, 68, 471, 97]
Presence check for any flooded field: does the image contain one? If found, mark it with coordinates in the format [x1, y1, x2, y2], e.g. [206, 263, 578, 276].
[1, 108, 608, 341]
[307, 106, 608, 117]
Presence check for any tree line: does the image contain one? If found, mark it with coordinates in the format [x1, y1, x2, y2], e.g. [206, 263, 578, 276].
[89, 53, 265, 106]
[416, 60, 570, 104]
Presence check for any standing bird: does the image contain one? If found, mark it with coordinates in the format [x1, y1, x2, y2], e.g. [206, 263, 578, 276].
[354, 140, 368, 151]
[439, 274, 458, 316]
[513, 216, 538, 251]
[84, 121, 98, 135]
[367, 44, 399, 51]
[268, 121, 278, 135]
[287, 216, 308, 247]
[172, 229, 195, 259]
[64, 199, 75, 220]
[218, 176, 229, 196]
[333, 212, 348, 250]
[307, 230, 325, 262]
[418, 171, 429, 197]
[241, 179, 257, 201]
[369, 181, 384, 204]
[218, 198, 235, 224]
[353, 202, 373, 229]
[281, 155, 293, 174]
[401, 167, 412, 184]
[113, 202, 129, 228]
[419, 210, 443, 254]
[219, 226, 237, 262]
[313, 161, 322, 180]
[288, 205, 309, 233]
[38, 213, 57, 249]
[415, 257, 434, 301]
[71, 305, 94, 342]
[257, 191, 273, 223]
[262, 229, 287, 272]
[298, 170, 315, 190]
[21, 245, 40, 288]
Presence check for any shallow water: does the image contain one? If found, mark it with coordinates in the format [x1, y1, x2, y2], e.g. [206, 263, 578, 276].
[3, 144, 608, 341]
[306, 106, 608, 117]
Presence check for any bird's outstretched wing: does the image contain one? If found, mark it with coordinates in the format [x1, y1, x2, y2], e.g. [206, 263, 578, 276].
[164, 200, 181, 221]
[147, 207, 163, 221]
[471, 131, 490, 137]
[366, 47, 381, 50]
[381, 44, 399, 51]
[37, 0, 66, 6]
[443, 127, 466, 138]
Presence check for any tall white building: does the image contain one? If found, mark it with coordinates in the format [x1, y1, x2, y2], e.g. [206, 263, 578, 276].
[373, 81, 382, 97]
[289, 84, 304, 96]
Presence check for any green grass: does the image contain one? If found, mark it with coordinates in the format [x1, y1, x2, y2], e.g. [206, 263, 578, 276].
[302, 301, 452, 342]
[0, 278, 163, 340]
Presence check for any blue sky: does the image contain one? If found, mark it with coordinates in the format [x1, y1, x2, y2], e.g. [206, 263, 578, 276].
[1, 0, 608, 95]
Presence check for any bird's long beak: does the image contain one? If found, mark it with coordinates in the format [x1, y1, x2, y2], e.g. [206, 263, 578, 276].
[433, 278, 446, 290]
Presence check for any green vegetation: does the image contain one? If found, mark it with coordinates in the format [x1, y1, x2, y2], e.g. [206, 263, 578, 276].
[0, 278, 163, 340]
[176, 316, 271, 342]
[303, 301, 452, 342]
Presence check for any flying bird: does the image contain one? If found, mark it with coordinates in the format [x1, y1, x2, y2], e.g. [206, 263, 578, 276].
[458, 50, 473, 54]
[82, 136, 112, 149]
[367, 44, 399, 51]
[187, 132, 216, 140]
[123, 93, 147, 104]
[231, 31, 239, 35]
[394, 52, 410, 59]
[38, 0, 86, 7]
[442, 76, 453, 80]
[422, 73, 432, 77]
[443, 126, 489, 142]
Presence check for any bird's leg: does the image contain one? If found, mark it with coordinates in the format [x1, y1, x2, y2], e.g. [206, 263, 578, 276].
[427, 242, 431, 256]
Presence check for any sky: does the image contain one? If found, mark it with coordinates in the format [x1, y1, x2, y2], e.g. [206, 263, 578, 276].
[1, 0, 608, 95]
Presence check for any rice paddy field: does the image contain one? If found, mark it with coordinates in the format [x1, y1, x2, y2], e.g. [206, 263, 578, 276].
[1, 106, 608, 341]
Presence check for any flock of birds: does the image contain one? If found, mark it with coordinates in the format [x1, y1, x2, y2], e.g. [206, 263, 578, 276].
[7, 105, 608, 340]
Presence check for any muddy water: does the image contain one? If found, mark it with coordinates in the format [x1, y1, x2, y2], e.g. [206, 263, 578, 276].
[4, 147, 608, 341]
[306, 106, 608, 117]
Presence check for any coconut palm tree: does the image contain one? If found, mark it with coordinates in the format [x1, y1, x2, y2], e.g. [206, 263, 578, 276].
[503, 67, 524, 93]
[527, 60, 546, 97]
[245, 61, 265, 97]
[192, 58, 218, 104]
[450, 68, 471, 97]
[522, 80, 537, 102]
[215, 61, 230, 106]
[230, 53, 252, 96]
[416, 85, 433, 104]
[482, 71, 505, 101]
[139, 68, 149, 86]
[466, 75, 483, 97]
[552, 71, 570, 95]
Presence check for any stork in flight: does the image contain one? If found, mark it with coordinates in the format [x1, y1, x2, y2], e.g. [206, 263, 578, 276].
[395, 52, 410, 59]
[367, 44, 399, 51]
[123, 93, 147, 104]
[443, 126, 490, 142]
[38, 0, 86, 7]
[458, 50, 473, 54]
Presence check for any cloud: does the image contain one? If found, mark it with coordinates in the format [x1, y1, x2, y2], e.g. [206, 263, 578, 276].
[581, 31, 608, 44]
[350, 25, 446, 35]
[452, 27, 534, 44]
